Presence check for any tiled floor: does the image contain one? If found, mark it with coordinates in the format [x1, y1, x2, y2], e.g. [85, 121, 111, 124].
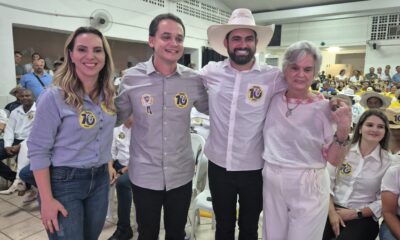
[0, 181, 262, 240]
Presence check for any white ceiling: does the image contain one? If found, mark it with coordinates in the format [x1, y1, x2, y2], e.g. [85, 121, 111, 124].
[218, 0, 367, 12]
[217, 0, 400, 25]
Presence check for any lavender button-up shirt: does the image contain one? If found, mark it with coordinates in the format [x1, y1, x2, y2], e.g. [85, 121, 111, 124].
[116, 58, 208, 191]
[28, 87, 116, 170]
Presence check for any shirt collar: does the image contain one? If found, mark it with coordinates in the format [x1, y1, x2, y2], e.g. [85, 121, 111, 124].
[17, 102, 36, 114]
[145, 56, 182, 76]
[83, 93, 104, 104]
[33, 72, 48, 77]
[351, 143, 382, 161]
[222, 58, 261, 72]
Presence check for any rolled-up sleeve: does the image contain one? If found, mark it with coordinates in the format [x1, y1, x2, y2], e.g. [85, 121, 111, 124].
[28, 90, 61, 170]
[368, 195, 382, 219]
[3, 112, 16, 147]
[193, 83, 208, 115]
[115, 78, 133, 125]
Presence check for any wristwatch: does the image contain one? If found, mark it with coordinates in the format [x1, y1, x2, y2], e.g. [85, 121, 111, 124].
[356, 209, 363, 219]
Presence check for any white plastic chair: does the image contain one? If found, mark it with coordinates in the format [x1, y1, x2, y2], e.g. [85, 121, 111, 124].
[190, 155, 216, 240]
[191, 133, 206, 196]
[106, 183, 116, 219]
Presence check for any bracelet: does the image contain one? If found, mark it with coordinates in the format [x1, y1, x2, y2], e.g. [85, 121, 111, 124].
[334, 134, 350, 147]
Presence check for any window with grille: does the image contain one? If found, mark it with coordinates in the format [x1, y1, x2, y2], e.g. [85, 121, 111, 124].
[176, 0, 230, 24]
[370, 14, 400, 40]
[141, 0, 165, 7]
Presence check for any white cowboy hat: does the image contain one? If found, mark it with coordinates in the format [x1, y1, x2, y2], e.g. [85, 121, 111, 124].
[338, 88, 355, 97]
[360, 91, 391, 109]
[207, 8, 275, 57]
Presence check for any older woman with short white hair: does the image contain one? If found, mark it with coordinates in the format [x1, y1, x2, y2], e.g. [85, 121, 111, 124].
[262, 40, 352, 240]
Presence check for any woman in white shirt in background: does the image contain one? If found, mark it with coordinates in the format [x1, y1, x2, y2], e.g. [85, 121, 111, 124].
[379, 108, 400, 240]
[323, 109, 391, 240]
[380, 164, 400, 240]
[335, 69, 348, 85]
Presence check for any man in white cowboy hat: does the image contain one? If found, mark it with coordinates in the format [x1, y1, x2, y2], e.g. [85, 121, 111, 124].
[200, 8, 286, 240]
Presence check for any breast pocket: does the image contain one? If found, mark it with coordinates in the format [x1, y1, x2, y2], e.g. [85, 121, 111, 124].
[245, 84, 268, 107]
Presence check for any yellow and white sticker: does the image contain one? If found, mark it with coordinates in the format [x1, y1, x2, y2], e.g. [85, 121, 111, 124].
[79, 111, 97, 129]
[338, 162, 352, 176]
[27, 112, 35, 120]
[174, 92, 189, 108]
[118, 132, 125, 139]
[245, 84, 267, 106]
[101, 102, 115, 116]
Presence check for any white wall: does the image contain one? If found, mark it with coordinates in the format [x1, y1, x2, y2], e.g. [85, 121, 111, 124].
[336, 53, 366, 73]
[281, 17, 369, 48]
[269, 15, 399, 75]
[364, 40, 400, 75]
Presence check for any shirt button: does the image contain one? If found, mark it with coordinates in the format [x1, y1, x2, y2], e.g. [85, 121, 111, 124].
[164, 106, 167, 110]
[164, 137, 167, 141]
[163, 122, 167, 125]
[164, 152, 167, 156]
[100, 127, 103, 130]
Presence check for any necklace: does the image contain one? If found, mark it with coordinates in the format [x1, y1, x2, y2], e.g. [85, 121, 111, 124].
[285, 92, 301, 117]
[285, 100, 300, 117]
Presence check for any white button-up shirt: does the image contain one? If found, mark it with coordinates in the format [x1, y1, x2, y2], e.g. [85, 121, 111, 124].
[201, 59, 286, 171]
[381, 164, 400, 216]
[328, 144, 391, 218]
[0, 109, 7, 140]
[111, 124, 131, 166]
[4, 103, 36, 147]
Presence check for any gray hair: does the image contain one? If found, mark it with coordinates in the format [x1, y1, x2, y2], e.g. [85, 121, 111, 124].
[282, 40, 322, 77]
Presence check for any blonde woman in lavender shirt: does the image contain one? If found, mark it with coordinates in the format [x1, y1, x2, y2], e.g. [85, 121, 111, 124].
[28, 27, 116, 240]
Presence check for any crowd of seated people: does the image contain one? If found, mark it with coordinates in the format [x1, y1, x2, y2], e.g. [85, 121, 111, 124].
[0, 51, 62, 202]
[310, 65, 400, 240]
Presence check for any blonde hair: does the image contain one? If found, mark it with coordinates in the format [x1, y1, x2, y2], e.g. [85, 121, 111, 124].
[53, 27, 115, 112]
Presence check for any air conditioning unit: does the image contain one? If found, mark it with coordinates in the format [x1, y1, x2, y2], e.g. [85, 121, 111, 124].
[388, 25, 400, 37]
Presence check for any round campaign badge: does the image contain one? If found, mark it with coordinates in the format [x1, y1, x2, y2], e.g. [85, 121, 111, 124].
[174, 92, 189, 108]
[338, 162, 352, 176]
[247, 85, 263, 102]
[118, 132, 125, 139]
[79, 111, 97, 129]
[27, 112, 35, 120]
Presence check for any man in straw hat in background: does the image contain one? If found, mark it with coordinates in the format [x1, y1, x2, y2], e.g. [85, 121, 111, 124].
[359, 90, 391, 110]
[200, 8, 286, 240]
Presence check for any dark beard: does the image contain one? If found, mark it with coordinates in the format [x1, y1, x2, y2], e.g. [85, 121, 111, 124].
[228, 48, 255, 65]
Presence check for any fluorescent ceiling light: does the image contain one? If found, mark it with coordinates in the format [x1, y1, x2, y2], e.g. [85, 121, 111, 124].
[327, 46, 341, 52]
